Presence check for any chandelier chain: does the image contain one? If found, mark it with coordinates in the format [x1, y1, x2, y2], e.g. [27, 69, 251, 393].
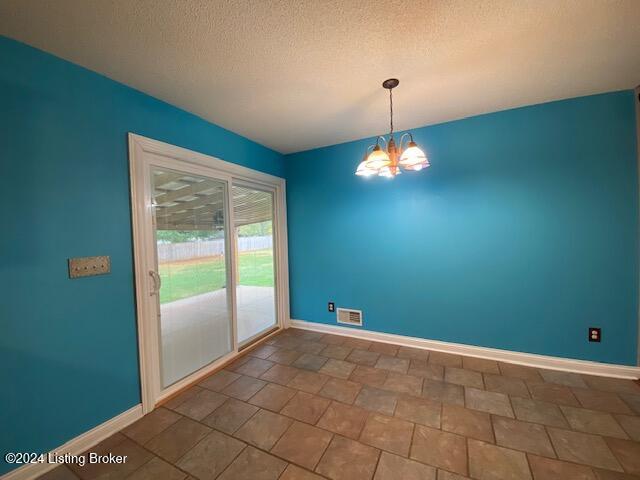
[389, 88, 394, 135]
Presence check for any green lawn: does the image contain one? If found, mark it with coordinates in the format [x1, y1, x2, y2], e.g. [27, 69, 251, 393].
[159, 249, 274, 304]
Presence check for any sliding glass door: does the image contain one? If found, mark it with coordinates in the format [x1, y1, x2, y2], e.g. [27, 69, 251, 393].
[233, 184, 277, 344]
[130, 134, 288, 411]
[151, 168, 232, 388]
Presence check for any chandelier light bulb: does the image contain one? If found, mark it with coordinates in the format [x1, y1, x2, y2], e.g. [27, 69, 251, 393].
[399, 141, 429, 168]
[364, 144, 391, 170]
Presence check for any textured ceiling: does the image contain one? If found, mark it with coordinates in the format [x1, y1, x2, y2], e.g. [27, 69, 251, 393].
[1, 0, 639, 153]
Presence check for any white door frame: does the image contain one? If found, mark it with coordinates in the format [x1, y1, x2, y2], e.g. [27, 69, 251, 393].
[128, 133, 290, 413]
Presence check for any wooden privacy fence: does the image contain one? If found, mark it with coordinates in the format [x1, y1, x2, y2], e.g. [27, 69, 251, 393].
[158, 235, 272, 262]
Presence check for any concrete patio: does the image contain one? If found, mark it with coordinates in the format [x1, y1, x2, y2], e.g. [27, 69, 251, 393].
[160, 285, 275, 386]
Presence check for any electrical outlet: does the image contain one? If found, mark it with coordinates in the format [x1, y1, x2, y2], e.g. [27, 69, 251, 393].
[588, 327, 601, 342]
[328, 302, 335, 312]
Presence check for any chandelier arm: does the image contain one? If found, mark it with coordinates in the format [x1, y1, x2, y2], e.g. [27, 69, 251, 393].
[399, 132, 412, 151]
[376, 135, 388, 148]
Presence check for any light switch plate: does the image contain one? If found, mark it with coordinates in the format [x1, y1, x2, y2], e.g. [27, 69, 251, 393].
[68, 256, 111, 278]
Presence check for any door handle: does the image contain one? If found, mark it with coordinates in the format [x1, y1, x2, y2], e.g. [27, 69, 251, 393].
[149, 270, 162, 296]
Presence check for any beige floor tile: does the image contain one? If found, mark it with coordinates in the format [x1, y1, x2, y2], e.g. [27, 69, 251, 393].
[347, 349, 381, 366]
[316, 436, 380, 480]
[605, 437, 640, 475]
[222, 375, 267, 401]
[249, 383, 297, 412]
[540, 370, 587, 388]
[164, 386, 204, 410]
[224, 355, 250, 371]
[174, 389, 228, 420]
[572, 388, 634, 415]
[374, 451, 436, 480]
[445, 367, 484, 389]
[342, 338, 373, 350]
[437, 471, 472, 480]
[267, 349, 302, 366]
[202, 398, 258, 434]
[177, 430, 245, 480]
[293, 353, 329, 371]
[592, 468, 640, 480]
[621, 393, 640, 415]
[37, 466, 79, 480]
[234, 409, 293, 450]
[527, 454, 596, 480]
[354, 386, 398, 415]
[321, 344, 353, 360]
[280, 464, 325, 480]
[199, 370, 240, 392]
[234, 357, 276, 378]
[583, 376, 640, 395]
[615, 414, 640, 441]
[560, 406, 629, 439]
[394, 395, 441, 428]
[145, 417, 211, 462]
[547, 427, 623, 471]
[375, 356, 410, 373]
[422, 379, 464, 406]
[492, 416, 555, 457]
[410, 425, 468, 476]
[297, 341, 327, 355]
[511, 397, 568, 427]
[320, 359, 356, 379]
[429, 351, 463, 368]
[359, 413, 414, 456]
[298, 331, 325, 342]
[319, 377, 362, 404]
[271, 421, 333, 470]
[442, 404, 493, 443]
[529, 382, 580, 407]
[217, 446, 287, 480]
[127, 457, 187, 480]
[382, 372, 423, 396]
[350, 365, 389, 387]
[70, 438, 153, 480]
[498, 363, 542, 382]
[465, 387, 514, 418]
[462, 357, 500, 374]
[408, 360, 444, 381]
[287, 370, 329, 394]
[320, 334, 348, 346]
[397, 346, 430, 362]
[122, 407, 182, 445]
[369, 342, 400, 356]
[468, 439, 531, 480]
[281, 391, 331, 423]
[317, 401, 369, 439]
[249, 345, 280, 359]
[260, 364, 301, 385]
[484, 374, 530, 398]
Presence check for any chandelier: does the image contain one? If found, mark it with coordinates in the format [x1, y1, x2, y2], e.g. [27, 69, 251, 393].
[356, 79, 430, 178]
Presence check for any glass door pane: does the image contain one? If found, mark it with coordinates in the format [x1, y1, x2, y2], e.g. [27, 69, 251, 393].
[232, 184, 277, 344]
[152, 168, 232, 387]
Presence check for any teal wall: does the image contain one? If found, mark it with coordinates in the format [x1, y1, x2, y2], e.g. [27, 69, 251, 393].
[2, 33, 639, 476]
[0, 36, 284, 474]
[285, 91, 639, 366]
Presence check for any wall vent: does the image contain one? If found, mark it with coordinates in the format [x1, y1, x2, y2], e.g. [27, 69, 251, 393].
[336, 308, 363, 326]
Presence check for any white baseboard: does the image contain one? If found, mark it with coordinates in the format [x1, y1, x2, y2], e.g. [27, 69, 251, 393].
[2, 404, 143, 480]
[290, 319, 640, 380]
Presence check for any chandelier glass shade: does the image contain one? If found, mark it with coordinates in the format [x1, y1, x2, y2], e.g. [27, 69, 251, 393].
[356, 79, 430, 178]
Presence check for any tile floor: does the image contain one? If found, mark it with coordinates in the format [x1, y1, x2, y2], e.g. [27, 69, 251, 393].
[39, 328, 640, 480]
